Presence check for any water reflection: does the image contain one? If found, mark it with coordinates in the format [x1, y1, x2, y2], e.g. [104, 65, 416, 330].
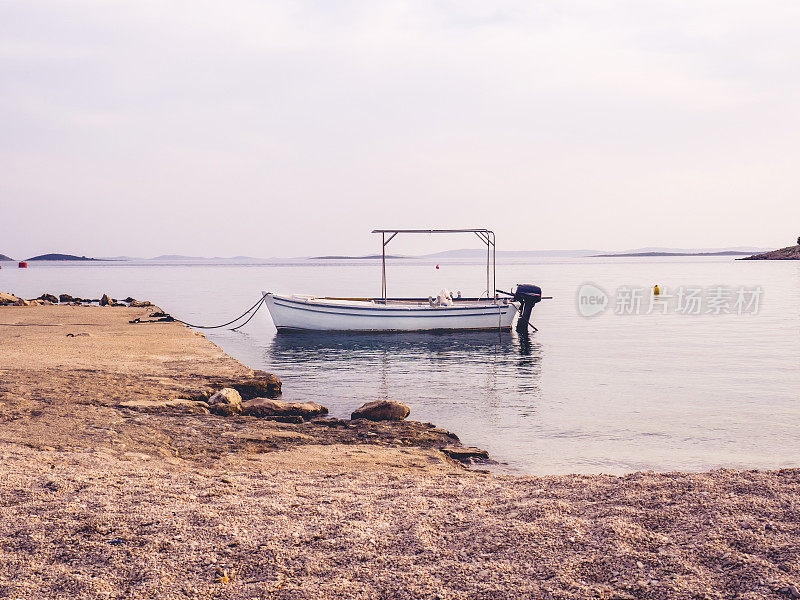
[263, 330, 544, 409]
[268, 330, 542, 362]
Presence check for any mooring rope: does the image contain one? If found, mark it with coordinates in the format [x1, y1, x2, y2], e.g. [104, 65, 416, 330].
[171, 295, 267, 330]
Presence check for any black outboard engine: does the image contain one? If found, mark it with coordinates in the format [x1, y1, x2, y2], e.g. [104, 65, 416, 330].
[513, 284, 542, 333]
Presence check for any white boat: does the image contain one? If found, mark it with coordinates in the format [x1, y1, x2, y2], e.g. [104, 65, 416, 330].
[264, 293, 518, 332]
[264, 229, 546, 333]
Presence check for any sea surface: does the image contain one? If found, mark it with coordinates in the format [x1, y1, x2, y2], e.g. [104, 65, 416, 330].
[2, 256, 798, 475]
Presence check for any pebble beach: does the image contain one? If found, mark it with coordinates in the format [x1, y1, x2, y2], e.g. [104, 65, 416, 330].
[1, 302, 799, 599]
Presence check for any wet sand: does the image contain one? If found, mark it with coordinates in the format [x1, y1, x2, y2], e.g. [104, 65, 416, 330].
[1, 305, 798, 599]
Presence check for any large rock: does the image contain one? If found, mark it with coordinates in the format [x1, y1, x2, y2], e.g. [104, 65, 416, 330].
[207, 388, 243, 416]
[118, 399, 210, 415]
[59, 294, 77, 303]
[741, 245, 800, 261]
[129, 300, 153, 307]
[38, 293, 58, 304]
[351, 400, 410, 421]
[231, 375, 282, 399]
[441, 446, 489, 462]
[242, 398, 328, 421]
[0, 292, 23, 306]
[100, 293, 111, 306]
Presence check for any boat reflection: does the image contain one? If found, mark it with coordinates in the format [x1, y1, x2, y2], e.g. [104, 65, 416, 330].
[256, 329, 545, 434]
[264, 330, 543, 398]
[267, 330, 542, 361]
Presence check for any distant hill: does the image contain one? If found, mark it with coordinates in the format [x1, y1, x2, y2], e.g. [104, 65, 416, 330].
[0, 254, 13, 261]
[150, 255, 207, 261]
[594, 251, 756, 257]
[211, 256, 260, 260]
[312, 254, 406, 260]
[739, 245, 800, 260]
[27, 253, 98, 261]
[602, 246, 770, 255]
[422, 249, 600, 259]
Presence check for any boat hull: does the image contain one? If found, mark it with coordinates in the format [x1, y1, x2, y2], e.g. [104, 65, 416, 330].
[264, 293, 518, 332]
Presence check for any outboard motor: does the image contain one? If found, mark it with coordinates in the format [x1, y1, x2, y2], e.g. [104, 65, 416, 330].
[513, 284, 542, 333]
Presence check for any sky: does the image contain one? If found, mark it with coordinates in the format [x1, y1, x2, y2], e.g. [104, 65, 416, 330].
[1, 1, 799, 258]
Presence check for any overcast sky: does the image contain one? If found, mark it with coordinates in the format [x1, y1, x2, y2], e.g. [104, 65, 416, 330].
[1, 1, 798, 258]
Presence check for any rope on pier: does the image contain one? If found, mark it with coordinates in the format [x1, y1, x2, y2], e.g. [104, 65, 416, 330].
[172, 295, 267, 331]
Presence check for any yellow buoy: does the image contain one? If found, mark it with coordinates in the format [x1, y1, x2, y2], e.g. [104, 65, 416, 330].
[653, 284, 660, 296]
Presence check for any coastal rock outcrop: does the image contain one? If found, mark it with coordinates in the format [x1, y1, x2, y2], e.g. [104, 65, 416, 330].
[208, 388, 243, 416]
[242, 398, 328, 421]
[441, 446, 489, 462]
[741, 245, 800, 260]
[38, 293, 59, 304]
[59, 294, 79, 303]
[100, 293, 112, 306]
[0, 292, 24, 306]
[231, 375, 282, 399]
[351, 400, 410, 421]
[118, 398, 211, 414]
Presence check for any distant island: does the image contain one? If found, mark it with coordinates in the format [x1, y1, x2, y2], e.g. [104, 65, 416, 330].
[151, 255, 207, 261]
[0, 254, 13, 261]
[739, 244, 800, 260]
[594, 251, 756, 257]
[27, 253, 100, 261]
[312, 254, 406, 259]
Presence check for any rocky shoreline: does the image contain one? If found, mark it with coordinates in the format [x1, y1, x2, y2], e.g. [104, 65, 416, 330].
[0, 299, 488, 467]
[740, 245, 800, 260]
[1, 302, 799, 599]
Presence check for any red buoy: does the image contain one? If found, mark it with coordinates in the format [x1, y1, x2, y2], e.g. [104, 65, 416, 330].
[435, 264, 440, 270]
[18, 262, 27, 268]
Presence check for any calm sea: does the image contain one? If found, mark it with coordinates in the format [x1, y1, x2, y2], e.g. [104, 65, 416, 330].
[2, 256, 798, 475]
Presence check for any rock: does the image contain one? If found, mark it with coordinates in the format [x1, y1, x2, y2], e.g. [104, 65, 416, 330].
[231, 376, 282, 399]
[118, 399, 210, 414]
[129, 300, 153, 307]
[100, 293, 111, 306]
[0, 292, 23, 306]
[441, 447, 489, 462]
[185, 389, 214, 403]
[351, 400, 410, 421]
[262, 415, 304, 424]
[242, 398, 328, 421]
[208, 388, 243, 416]
[311, 417, 342, 427]
[38, 293, 59, 303]
[124, 297, 136, 303]
[740, 245, 800, 261]
[59, 294, 77, 303]
[12, 298, 31, 306]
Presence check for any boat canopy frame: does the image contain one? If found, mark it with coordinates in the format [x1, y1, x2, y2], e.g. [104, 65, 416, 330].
[371, 229, 496, 302]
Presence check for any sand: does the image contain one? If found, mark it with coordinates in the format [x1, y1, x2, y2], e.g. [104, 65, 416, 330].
[1, 305, 798, 599]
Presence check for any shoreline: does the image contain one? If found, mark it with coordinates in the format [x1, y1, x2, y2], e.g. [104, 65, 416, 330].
[1, 304, 798, 598]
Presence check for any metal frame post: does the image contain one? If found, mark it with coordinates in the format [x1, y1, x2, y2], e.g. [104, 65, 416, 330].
[381, 231, 386, 300]
[374, 229, 494, 302]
